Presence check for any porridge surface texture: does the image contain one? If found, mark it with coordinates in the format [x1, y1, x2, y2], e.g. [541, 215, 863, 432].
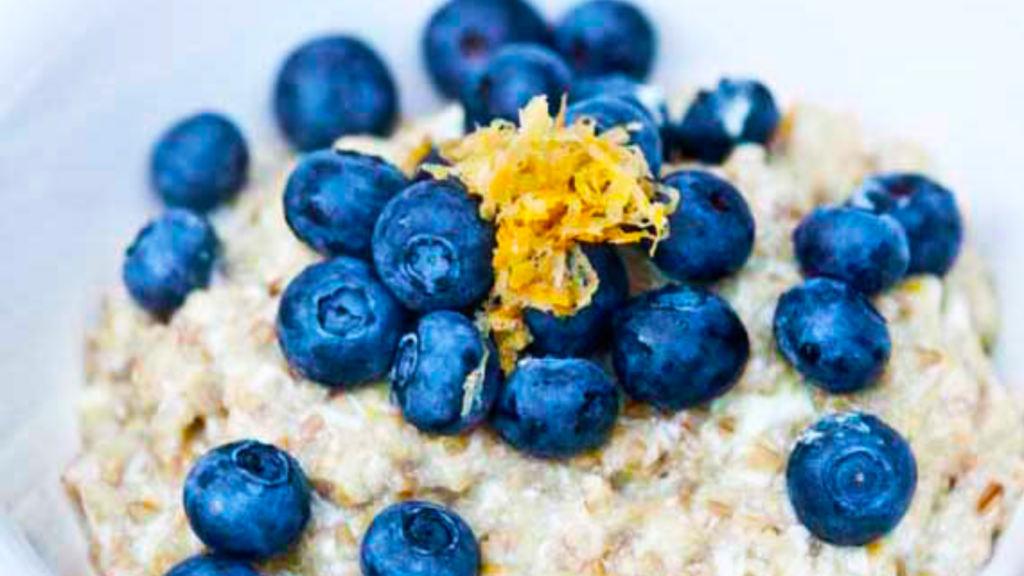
[65, 102, 1024, 576]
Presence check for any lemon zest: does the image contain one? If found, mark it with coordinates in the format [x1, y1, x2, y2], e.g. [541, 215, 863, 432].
[429, 96, 671, 370]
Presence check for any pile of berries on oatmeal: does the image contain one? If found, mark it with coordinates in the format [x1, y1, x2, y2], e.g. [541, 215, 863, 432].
[65, 1, 1024, 575]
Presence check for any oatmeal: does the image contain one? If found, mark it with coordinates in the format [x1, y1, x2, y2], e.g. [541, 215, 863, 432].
[65, 103, 1024, 576]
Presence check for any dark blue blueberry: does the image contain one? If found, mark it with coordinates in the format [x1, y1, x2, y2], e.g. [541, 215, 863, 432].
[423, 0, 549, 100]
[165, 555, 258, 576]
[123, 209, 219, 319]
[848, 173, 964, 276]
[183, 440, 312, 560]
[360, 501, 481, 576]
[274, 36, 398, 151]
[566, 95, 663, 175]
[283, 150, 409, 258]
[652, 170, 755, 282]
[391, 311, 501, 435]
[568, 74, 668, 126]
[611, 284, 749, 411]
[461, 44, 572, 131]
[553, 0, 655, 80]
[277, 257, 407, 388]
[674, 78, 781, 164]
[372, 180, 495, 312]
[524, 245, 629, 358]
[787, 412, 917, 546]
[491, 357, 619, 459]
[774, 278, 891, 394]
[150, 112, 249, 212]
[794, 207, 910, 295]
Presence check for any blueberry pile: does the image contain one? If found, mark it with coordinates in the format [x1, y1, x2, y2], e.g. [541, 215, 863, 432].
[121, 1, 973, 573]
[773, 172, 962, 546]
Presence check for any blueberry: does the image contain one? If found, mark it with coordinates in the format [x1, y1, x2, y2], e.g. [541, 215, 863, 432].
[774, 278, 891, 394]
[360, 501, 481, 576]
[150, 112, 249, 212]
[372, 179, 495, 312]
[848, 173, 964, 276]
[652, 171, 755, 282]
[184, 440, 312, 560]
[277, 257, 407, 388]
[423, 0, 549, 100]
[569, 73, 668, 127]
[674, 78, 781, 164]
[461, 44, 572, 131]
[123, 209, 219, 318]
[524, 245, 629, 358]
[274, 35, 398, 151]
[787, 412, 917, 546]
[284, 150, 409, 258]
[391, 311, 501, 435]
[165, 555, 258, 576]
[612, 284, 749, 411]
[794, 207, 910, 295]
[553, 0, 655, 80]
[566, 95, 663, 175]
[491, 357, 619, 459]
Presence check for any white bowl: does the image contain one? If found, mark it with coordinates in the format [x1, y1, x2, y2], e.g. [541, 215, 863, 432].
[2, 0, 1023, 574]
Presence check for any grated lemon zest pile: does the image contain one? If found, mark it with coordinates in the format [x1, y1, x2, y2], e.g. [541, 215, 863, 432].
[429, 96, 673, 370]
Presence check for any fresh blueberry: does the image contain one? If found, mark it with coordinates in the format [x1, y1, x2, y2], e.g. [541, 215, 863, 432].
[553, 0, 655, 80]
[165, 555, 259, 576]
[848, 173, 964, 276]
[612, 284, 749, 411]
[461, 44, 572, 131]
[652, 170, 755, 282]
[277, 257, 407, 388]
[372, 179, 495, 312]
[423, 0, 549, 100]
[566, 95, 663, 175]
[774, 278, 891, 394]
[491, 357, 619, 459]
[123, 209, 219, 318]
[794, 207, 910, 295]
[360, 501, 481, 576]
[674, 78, 781, 164]
[284, 150, 409, 258]
[184, 440, 312, 560]
[274, 35, 398, 151]
[150, 112, 249, 212]
[391, 311, 501, 435]
[524, 245, 629, 358]
[787, 412, 917, 546]
[569, 74, 668, 127]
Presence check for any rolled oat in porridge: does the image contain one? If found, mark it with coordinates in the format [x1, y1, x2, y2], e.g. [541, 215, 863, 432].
[64, 96, 1024, 575]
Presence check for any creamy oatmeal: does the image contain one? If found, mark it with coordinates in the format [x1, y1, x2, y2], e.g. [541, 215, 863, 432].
[65, 102, 1024, 576]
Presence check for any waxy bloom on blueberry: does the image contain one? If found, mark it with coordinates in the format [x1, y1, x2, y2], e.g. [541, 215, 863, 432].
[372, 179, 495, 312]
[774, 278, 891, 394]
[787, 412, 917, 546]
[151, 112, 249, 212]
[274, 35, 398, 151]
[277, 257, 407, 388]
[391, 311, 501, 435]
[183, 440, 312, 560]
[361, 501, 481, 576]
[123, 209, 219, 319]
[612, 284, 749, 411]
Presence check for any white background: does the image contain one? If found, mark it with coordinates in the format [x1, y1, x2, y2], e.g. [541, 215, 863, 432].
[1, 0, 1023, 574]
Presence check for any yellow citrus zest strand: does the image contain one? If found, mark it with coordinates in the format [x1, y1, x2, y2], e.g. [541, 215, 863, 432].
[428, 96, 672, 371]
